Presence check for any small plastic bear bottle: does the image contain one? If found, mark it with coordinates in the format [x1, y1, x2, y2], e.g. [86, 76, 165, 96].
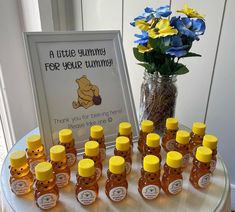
[190, 146, 212, 189]
[162, 118, 178, 152]
[118, 122, 133, 149]
[138, 155, 161, 200]
[26, 135, 46, 174]
[202, 135, 218, 173]
[114, 136, 132, 175]
[174, 130, 190, 168]
[83, 141, 103, 180]
[34, 162, 59, 210]
[105, 156, 128, 202]
[59, 129, 77, 167]
[49, 145, 71, 188]
[138, 120, 154, 154]
[89, 125, 106, 161]
[9, 150, 33, 195]
[143, 133, 161, 161]
[76, 159, 99, 206]
[189, 122, 206, 156]
[161, 151, 183, 195]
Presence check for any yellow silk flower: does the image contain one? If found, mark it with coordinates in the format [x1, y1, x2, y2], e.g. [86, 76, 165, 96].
[148, 19, 178, 39]
[136, 20, 153, 31]
[137, 44, 153, 53]
[177, 4, 205, 19]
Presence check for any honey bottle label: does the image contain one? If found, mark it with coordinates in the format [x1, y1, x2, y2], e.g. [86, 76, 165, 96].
[166, 139, 175, 151]
[198, 173, 211, 188]
[95, 168, 102, 180]
[37, 193, 58, 210]
[11, 179, 30, 195]
[210, 160, 216, 173]
[109, 186, 127, 202]
[30, 159, 45, 174]
[77, 190, 97, 205]
[56, 173, 70, 188]
[168, 179, 183, 194]
[100, 148, 106, 161]
[66, 153, 76, 167]
[142, 185, 160, 200]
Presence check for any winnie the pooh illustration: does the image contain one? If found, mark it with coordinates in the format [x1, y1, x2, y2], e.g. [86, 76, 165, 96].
[72, 75, 102, 109]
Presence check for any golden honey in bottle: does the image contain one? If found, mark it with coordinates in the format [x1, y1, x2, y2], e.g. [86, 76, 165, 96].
[138, 155, 161, 200]
[162, 118, 178, 152]
[83, 141, 103, 180]
[76, 159, 99, 206]
[50, 145, 70, 188]
[202, 135, 218, 173]
[174, 130, 190, 168]
[114, 136, 132, 175]
[26, 135, 46, 174]
[118, 122, 133, 149]
[143, 133, 161, 161]
[9, 150, 33, 195]
[190, 146, 212, 189]
[59, 129, 77, 167]
[90, 125, 106, 161]
[161, 151, 183, 195]
[189, 122, 206, 156]
[34, 162, 59, 210]
[105, 156, 128, 202]
[138, 120, 154, 154]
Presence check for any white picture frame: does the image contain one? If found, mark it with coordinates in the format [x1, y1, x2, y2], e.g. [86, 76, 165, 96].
[24, 31, 138, 154]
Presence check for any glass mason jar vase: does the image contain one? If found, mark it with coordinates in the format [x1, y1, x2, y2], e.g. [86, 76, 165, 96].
[139, 72, 178, 135]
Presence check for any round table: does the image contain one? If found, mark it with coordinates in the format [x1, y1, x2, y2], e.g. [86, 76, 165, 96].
[1, 128, 231, 211]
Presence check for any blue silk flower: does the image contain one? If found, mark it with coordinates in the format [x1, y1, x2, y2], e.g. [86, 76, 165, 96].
[134, 30, 148, 45]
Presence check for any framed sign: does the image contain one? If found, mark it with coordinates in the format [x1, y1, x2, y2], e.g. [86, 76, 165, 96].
[24, 31, 138, 154]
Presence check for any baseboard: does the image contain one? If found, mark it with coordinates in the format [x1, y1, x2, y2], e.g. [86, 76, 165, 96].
[231, 183, 235, 210]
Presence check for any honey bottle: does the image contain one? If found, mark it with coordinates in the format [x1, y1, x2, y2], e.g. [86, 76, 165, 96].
[138, 120, 154, 154]
[76, 159, 99, 206]
[9, 150, 33, 195]
[105, 156, 128, 202]
[49, 145, 71, 188]
[202, 135, 218, 173]
[26, 135, 46, 174]
[59, 129, 77, 167]
[118, 122, 133, 149]
[174, 130, 190, 168]
[83, 141, 103, 180]
[90, 125, 106, 161]
[161, 151, 183, 195]
[34, 162, 59, 210]
[189, 146, 212, 189]
[189, 122, 206, 156]
[143, 133, 161, 161]
[138, 155, 161, 200]
[162, 118, 178, 152]
[114, 136, 132, 175]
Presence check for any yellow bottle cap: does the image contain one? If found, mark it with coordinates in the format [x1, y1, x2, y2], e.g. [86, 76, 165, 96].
[78, 159, 95, 177]
[50, 145, 66, 162]
[116, 136, 130, 151]
[203, 135, 218, 150]
[109, 156, 125, 174]
[35, 162, 53, 181]
[141, 120, 154, 133]
[26, 135, 42, 150]
[176, 130, 190, 145]
[192, 122, 206, 136]
[85, 141, 99, 156]
[119, 122, 132, 135]
[166, 118, 178, 130]
[143, 155, 160, 173]
[59, 129, 73, 143]
[196, 146, 212, 163]
[10, 150, 27, 168]
[146, 133, 160, 147]
[90, 125, 103, 139]
[166, 151, 182, 168]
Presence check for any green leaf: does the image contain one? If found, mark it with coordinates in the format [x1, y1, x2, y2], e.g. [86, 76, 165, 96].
[159, 58, 171, 75]
[174, 63, 189, 75]
[133, 48, 146, 62]
[138, 63, 156, 74]
[181, 52, 201, 58]
[149, 37, 161, 52]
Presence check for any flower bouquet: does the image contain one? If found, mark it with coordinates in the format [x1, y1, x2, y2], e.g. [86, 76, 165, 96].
[131, 4, 206, 133]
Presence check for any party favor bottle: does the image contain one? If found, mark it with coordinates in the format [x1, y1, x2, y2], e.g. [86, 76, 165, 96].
[50, 145, 70, 188]
[143, 133, 161, 161]
[83, 141, 103, 180]
[9, 150, 33, 195]
[76, 159, 99, 206]
[118, 122, 133, 149]
[105, 156, 128, 202]
[59, 129, 77, 167]
[26, 134, 46, 174]
[138, 155, 161, 200]
[34, 162, 59, 210]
